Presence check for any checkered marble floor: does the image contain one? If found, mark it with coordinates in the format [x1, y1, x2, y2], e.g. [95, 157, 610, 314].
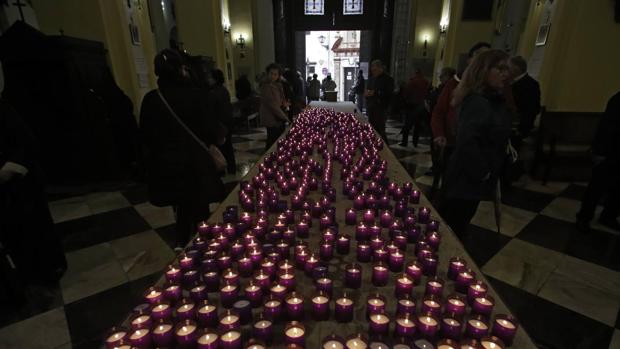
[1, 121, 618, 349]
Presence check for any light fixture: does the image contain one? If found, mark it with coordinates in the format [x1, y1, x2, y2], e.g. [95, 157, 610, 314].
[423, 34, 429, 57]
[222, 18, 231, 34]
[439, 18, 449, 35]
[236, 34, 246, 49]
[318, 35, 326, 44]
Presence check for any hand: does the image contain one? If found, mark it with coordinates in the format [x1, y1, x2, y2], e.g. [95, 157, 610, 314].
[433, 136, 447, 147]
[0, 170, 16, 184]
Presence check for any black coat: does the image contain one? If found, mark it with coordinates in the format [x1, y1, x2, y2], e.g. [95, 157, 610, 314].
[593, 91, 620, 163]
[208, 84, 233, 130]
[443, 93, 512, 201]
[140, 83, 224, 207]
[511, 74, 541, 137]
[366, 73, 394, 111]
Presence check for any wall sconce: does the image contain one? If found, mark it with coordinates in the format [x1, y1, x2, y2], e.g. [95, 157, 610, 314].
[236, 34, 246, 49]
[439, 23, 448, 34]
[423, 35, 429, 57]
[223, 24, 231, 34]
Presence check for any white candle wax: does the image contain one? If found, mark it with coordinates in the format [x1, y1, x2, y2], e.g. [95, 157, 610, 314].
[443, 318, 459, 326]
[131, 315, 149, 325]
[287, 297, 303, 305]
[146, 290, 161, 299]
[317, 278, 331, 285]
[418, 316, 438, 326]
[254, 320, 272, 328]
[393, 345, 410, 349]
[153, 304, 169, 312]
[476, 297, 493, 306]
[280, 273, 294, 279]
[399, 299, 414, 306]
[272, 285, 286, 292]
[178, 303, 195, 313]
[198, 332, 218, 344]
[198, 304, 215, 314]
[222, 285, 237, 292]
[368, 299, 384, 307]
[222, 331, 241, 342]
[424, 300, 440, 308]
[106, 331, 126, 342]
[246, 285, 260, 292]
[221, 315, 239, 325]
[345, 338, 367, 349]
[480, 341, 502, 349]
[176, 324, 196, 336]
[247, 345, 266, 349]
[129, 329, 149, 340]
[265, 300, 280, 308]
[370, 314, 389, 324]
[313, 296, 329, 304]
[396, 318, 414, 327]
[286, 327, 304, 338]
[153, 324, 172, 334]
[336, 298, 353, 306]
[437, 345, 456, 349]
[374, 266, 387, 272]
[398, 277, 412, 284]
[428, 281, 442, 287]
[497, 318, 516, 329]
[324, 340, 344, 349]
[192, 285, 205, 292]
[448, 298, 465, 306]
[468, 319, 488, 330]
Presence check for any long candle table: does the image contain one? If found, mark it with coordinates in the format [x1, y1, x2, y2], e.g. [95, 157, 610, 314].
[110, 108, 536, 349]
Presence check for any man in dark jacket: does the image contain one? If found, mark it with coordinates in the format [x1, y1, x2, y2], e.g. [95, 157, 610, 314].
[365, 60, 394, 140]
[208, 68, 236, 174]
[399, 68, 430, 147]
[508, 56, 541, 142]
[576, 91, 620, 232]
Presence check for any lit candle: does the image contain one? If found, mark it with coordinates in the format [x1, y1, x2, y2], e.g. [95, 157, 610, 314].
[345, 333, 368, 349]
[311, 292, 330, 321]
[395, 274, 414, 297]
[150, 301, 172, 321]
[174, 320, 198, 346]
[189, 283, 208, 302]
[455, 269, 476, 294]
[371, 262, 389, 287]
[196, 300, 218, 328]
[323, 334, 345, 349]
[179, 253, 195, 270]
[182, 269, 200, 285]
[336, 234, 351, 255]
[196, 329, 219, 349]
[335, 294, 354, 322]
[220, 330, 242, 349]
[270, 281, 288, 300]
[363, 209, 375, 225]
[263, 296, 283, 321]
[388, 249, 405, 272]
[253, 270, 271, 291]
[445, 294, 467, 317]
[129, 313, 152, 331]
[253, 316, 273, 343]
[104, 327, 128, 349]
[426, 230, 441, 250]
[410, 190, 421, 204]
[345, 263, 362, 289]
[295, 220, 309, 238]
[447, 257, 466, 281]
[285, 292, 305, 320]
[219, 310, 241, 332]
[425, 277, 445, 296]
[220, 282, 239, 308]
[128, 328, 151, 348]
[395, 313, 417, 338]
[163, 282, 182, 303]
[441, 314, 463, 340]
[417, 312, 439, 339]
[436, 338, 459, 349]
[278, 271, 296, 291]
[165, 265, 182, 284]
[491, 314, 519, 346]
[356, 242, 372, 262]
[465, 315, 489, 339]
[356, 222, 370, 241]
[468, 280, 488, 304]
[319, 240, 334, 261]
[405, 260, 423, 285]
[238, 255, 254, 277]
[421, 295, 442, 316]
[418, 207, 431, 224]
[368, 312, 390, 336]
[479, 336, 506, 349]
[175, 298, 196, 321]
[315, 277, 333, 297]
[421, 254, 438, 276]
[233, 299, 252, 324]
[304, 253, 320, 276]
[143, 287, 163, 305]
[284, 321, 306, 347]
[151, 322, 174, 347]
[396, 296, 416, 316]
[345, 208, 357, 225]
[366, 294, 386, 317]
[472, 295, 495, 316]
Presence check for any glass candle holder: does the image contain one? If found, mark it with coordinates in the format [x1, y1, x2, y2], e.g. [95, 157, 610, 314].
[357, 242, 372, 262]
[278, 259, 295, 274]
[196, 328, 219, 349]
[441, 313, 463, 340]
[436, 338, 459, 349]
[315, 277, 333, 297]
[104, 326, 128, 349]
[196, 300, 218, 328]
[368, 312, 390, 336]
[284, 321, 306, 347]
[356, 222, 370, 241]
[285, 292, 305, 320]
[278, 271, 296, 291]
[245, 281, 264, 308]
[189, 282, 208, 302]
[220, 330, 242, 349]
[165, 265, 182, 284]
[420, 295, 442, 317]
[175, 298, 196, 321]
[233, 299, 252, 324]
[491, 314, 519, 346]
[253, 270, 271, 291]
[260, 258, 276, 279]
[163, 282, 182, 303]
[263, 295, 283, 321]
[304, 253, 320, 276]
[245, 338, 267, 349]
[220, 282, 240, 308]
[405, 260, 423, 285]
[345, 333, 368, 349]
[416, 312, 439, 339]
[335, 294, 354, 323]
[395, 312, 417, 338]
[345, 263, 362, 289]
[447, 257, 467, 281]
[421, 254, 439, 277]
[203, 271, 220, 292]
[455, 269, 476, 294]
[345, 208, 357, 225]
[396, 295, 416, 316]
[322, 333, 345, 349]
[388, 249, 405, 272]
[320, 240, 334, 261]
[465, 315, 489, 340]
[143, 286, 164, 305]
[237, 256, 252, 277]
[151, 321, 174, 347]
[174, 319, 199, 347]
[270, 281, 288, 301]
[445, 294, 467, 317]
[150, 300, 173, 321]
[366, 293, 386, 317]
[336, 234, 351, 254]
[395, 273, 414, 297]
[253, 315, 273, 344]
[467, 280, 488, 304]
[371, 262, 389, 287]
[363, 209, 376, 225]
[311, 291, 330, 321]
[471, 295, 495, 316]
[479, 336, 505, 349]
[129, 312, 152, 331]
[218, 309, 241, 332]
[425, 276, 445, 297]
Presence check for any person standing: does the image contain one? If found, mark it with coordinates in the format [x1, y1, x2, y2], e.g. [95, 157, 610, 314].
[321, 74, 337, 93]
[260, 63, 289, 150]
[308, 74, 321, 101]
[440, 50, 512, 239]
[140, 49, 225, 248]
[399, 68, 431, 147]
[508, 56, 541, 143]
[353, 70, 366, 114]
[365, 60, 394, 140]
[208, 69, 236, 174]
[576, 90, 620, 232]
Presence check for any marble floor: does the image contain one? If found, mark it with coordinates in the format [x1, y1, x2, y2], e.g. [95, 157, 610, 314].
[0, 120, 618, 349]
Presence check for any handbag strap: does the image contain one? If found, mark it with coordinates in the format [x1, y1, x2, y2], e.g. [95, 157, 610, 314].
[156, 89, 211, 153]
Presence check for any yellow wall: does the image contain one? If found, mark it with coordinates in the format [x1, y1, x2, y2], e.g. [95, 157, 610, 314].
[230, 0, 256, 82]
[33, 0, 157, 116]
[409, 0, 443, 60]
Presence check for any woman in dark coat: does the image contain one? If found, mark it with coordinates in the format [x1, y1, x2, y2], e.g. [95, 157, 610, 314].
[440, 50, 512, 239]
[208, 69, 236, 174]
[140, 49, 225, 248]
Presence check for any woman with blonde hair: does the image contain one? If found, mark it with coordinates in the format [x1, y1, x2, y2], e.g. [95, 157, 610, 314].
[439, 49, 512, 240]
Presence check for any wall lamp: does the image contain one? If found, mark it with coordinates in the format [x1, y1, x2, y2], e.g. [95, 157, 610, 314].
[423, 34, 429, 56]
[236, 34, 246, 49]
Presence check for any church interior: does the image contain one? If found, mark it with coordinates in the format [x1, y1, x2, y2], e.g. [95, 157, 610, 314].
[0, 0, 619, 348]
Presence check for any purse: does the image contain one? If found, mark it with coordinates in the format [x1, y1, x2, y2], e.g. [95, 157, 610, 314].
[156, 89, 228, 173]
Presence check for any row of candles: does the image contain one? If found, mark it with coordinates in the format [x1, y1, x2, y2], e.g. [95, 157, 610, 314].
[105, 109, 519, 348]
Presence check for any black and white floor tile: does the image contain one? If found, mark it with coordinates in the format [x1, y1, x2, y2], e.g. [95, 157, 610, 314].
[0, 120, 618, 348]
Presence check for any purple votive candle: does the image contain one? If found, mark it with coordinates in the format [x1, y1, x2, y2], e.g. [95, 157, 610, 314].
[129, 312, 152, 331]
[203, 271, 220, 292]
[416, 312, 439, 339]
[455, 269, 476, 294]
[220, 282, 240, 308]
[270, 281, 288, 301]
[420, 295, 442, 317]
[233, 299, 252, 325]
[196, 329, 219, 349]
[447, 257, 467, 281]
[468, 280, 488, 304]
[369, 224, 382, 238]
[445, 294, 467, 317]
[396, 296, 416, 316]
[410, 190, 421, 204]
[304, 254, 320, 276]
[371, 262, 389, 287]
[345, 208, 357, 225]
[465, 315, 489, 339]
[174, 319, 199, 346]
[319, 240, 334, 261]
[183, 269, 200, 286]
[311, 291, 330, 321]
[395, 313, 417, 338]
[176, 298, 196, 321]
[276, 240, 290, 258]
[189, 283, 208, 302]
[315, 277, 333, 297]
[425, 230, 441, 250]
[425, 277, 445, 296]
[492, 314, 519, 346]
[366, 294, 386, 317]
[336, 234, 351, 254]
[405, 260, 423, 285]
[253, 270, 271, 291]
[285, 292, 305, 320]
[388, 249, 405, 272]
[219, 309, 241, 332]
[144, 286, 164, 305]
[245, 282, 263, 307]
[356, 222, 370, 241]
[368, 312, 390, 336]
[395, 274, 414, 297]
[406, 226, 421, 243]
[165, 265, 182, 284]
[421, 254, 439, 276]
[263, 296, 283, 321]
[151, 301, 173, 321]
[220, 330, 242, 349]
[260, 259, 276, 279]
[278, 271, 296, 291]
[472, 295, 495, 316]
[238, 255, 254, 277]
[179, 253, 195, 271]
[418, 207, 431, 224]
[295, 248, 309, 268]
[253, 316, 273, 343]
[295, 220, 309, 238]
[345, 263, 362, 289]
[104, 327, 128, 349]
[379, 210, 394, 228]
[372, 248, 389, 263]
[163, 283, 182, 303]
[284, 321, 305, 347]
[363, 209, 375, 225]
[278, 259, 295, 274]
[357, 242, 372, 262]
[335, 294, 354, 322]
[441, 313, 463, 340]
[196, 300, 218, 327]
[151, 321, 174, 347]
[218, 253, 233, 271]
